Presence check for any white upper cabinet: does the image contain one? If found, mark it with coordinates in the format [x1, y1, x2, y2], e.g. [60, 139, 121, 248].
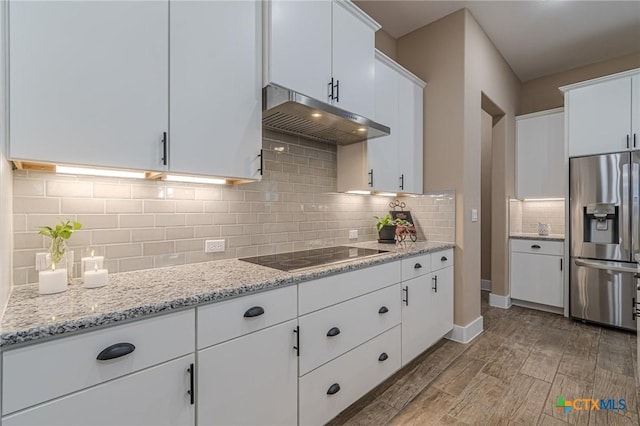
[331, 1, 376, 119]
[263, 0, 332, 103]
[169, 0, 262, 180]
[337, 50, 425, 194]
[563, 70, 640, 157]
[8, 0, 169, 171]
[516, 109, 564, 199]
[264, 0, 379, 119]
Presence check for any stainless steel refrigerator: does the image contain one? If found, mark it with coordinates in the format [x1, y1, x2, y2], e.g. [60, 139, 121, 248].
[570, 151, 639, 331]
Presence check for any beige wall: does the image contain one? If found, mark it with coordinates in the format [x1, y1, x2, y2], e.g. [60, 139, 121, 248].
[0, 1, 12, 314]
[375, 29, 397, 60]
[397, 10, 468, 325]
[12, 130, 455, 285]
[480, 110, 492, 282]
[397, 9, 520, 326]
[520, 52, 640, 114]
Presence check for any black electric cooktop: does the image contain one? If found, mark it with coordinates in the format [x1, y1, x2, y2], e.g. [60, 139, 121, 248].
[239, 246, 389, 271]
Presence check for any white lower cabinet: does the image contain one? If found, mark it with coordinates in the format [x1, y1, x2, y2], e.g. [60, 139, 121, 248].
[3, 354, 195, 426]
[510, 239, 564, 308]
[401, 251, 454, 366]
[299, 325, 401, 426]
[197, 319, 298, 426]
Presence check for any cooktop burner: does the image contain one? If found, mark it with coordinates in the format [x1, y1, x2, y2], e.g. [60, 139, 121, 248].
[239, 246, 389, 271]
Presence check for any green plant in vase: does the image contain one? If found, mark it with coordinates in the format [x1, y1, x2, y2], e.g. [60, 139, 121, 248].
[374, 214, 413, 243]
[38, 219, 82, 281]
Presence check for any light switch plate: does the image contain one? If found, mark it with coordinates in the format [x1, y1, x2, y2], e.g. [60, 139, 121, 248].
[349, 230, 358, 239]
[471, 208, 478, 222]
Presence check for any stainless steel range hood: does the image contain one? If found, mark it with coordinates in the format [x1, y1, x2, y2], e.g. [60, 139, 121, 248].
[262, 85, 390, 145]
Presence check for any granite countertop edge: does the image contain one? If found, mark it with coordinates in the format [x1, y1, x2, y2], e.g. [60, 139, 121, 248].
[0, 242, 455, 348]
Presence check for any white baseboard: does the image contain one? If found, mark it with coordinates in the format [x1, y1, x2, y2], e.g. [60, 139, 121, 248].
[445, 315, 483, 344]
[481, 279, 492, 291]
[511, 298, 564, 315]
[489, 293, 511, 309]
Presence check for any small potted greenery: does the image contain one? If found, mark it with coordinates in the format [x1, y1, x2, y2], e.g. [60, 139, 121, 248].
[38, 219, 82, 282]
[374, 214, 412, 244]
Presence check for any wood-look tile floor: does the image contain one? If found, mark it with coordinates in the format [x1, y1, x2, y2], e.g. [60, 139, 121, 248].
[329, 291, 639, 426]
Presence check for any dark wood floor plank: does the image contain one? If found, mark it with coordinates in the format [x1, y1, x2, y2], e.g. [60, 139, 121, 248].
[341, 398, 398, 426]
[462, 331, 505, 362]
[557, 350, 597, 382]
[430, 355, 487, 397]
[521, 347, 563, 383]
[447, 372, 509, 425]
[546, 373, 593, 426]
[482, 345, 530, 385]
[378, 360, 443, 410]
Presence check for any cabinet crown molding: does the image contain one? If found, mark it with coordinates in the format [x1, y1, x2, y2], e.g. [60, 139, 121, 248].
[374, 49, 426, 88]
[559, 67, 640, 92]
[336, 0, 381, 31]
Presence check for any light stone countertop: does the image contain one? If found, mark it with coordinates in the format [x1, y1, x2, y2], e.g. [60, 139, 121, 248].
[509, 233, 565, 242]
[0, 241, 454, 348]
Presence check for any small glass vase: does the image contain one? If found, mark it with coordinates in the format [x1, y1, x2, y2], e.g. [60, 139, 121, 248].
[49, 238, 73, 284]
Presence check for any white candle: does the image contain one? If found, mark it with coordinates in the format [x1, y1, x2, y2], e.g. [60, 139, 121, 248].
[39, 264, 68, 295]
[81, 254, 104, 280]
[83, 267, 108, 289]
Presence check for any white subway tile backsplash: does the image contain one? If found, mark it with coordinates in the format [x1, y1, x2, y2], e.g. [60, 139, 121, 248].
[106, 200, 143, 214]
[14, 197, 59, 214]
[93, 183, 131, 199]
[61, 198, 105, 214]
[46, 181, 92, 197]
[12, 131, 455, 284]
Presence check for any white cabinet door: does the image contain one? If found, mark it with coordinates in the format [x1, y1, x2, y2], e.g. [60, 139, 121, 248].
[429, 266, 454, 344]
[516, 110, 564, 198]
[264, 0, 332, 102]
[3, 355, 195, 426]
[397, 74, 424, 194]
[401, 273, 432, 366]
[331, 1, 375, 119]
[568, 76, 632, 157]
[170, 0, 262, 180]
[197, 320, 298, 426]
[368, 57, 399, 192]
[8, 0, 169, 171]
[510, 252, 564, 307]
[632, 74, 640, 151]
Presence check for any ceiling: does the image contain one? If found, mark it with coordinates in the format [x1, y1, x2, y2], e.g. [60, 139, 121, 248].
[354, 1, 640, 82]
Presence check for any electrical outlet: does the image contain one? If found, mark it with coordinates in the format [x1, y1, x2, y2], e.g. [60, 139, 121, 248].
[205, 239, 225, 253]
[348, 230, 358, 239]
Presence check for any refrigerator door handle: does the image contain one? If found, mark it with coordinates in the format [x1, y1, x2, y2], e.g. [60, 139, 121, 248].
[574, 259, 638, 274]
[632, 154, 639, 261]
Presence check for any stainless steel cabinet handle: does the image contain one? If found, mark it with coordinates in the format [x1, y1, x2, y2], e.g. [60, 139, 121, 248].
[574, 259, 639, 274]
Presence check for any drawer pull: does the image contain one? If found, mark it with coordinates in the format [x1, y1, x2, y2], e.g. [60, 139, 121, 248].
[441, 256, 447, 262]
[403, 286, 409, 306]
[187, 363, 195, 405]
[378, 306, 389, 314]
[378, 352, 389, 362]
[432, 275, 438, 292]
[96, 342, 135, 361]
[327, 383, 341, 395]
[531, 244, 541, 249]
[243, 306, 265, 318]
[326, 327, 341, 337]
[414, 263, 422, 269]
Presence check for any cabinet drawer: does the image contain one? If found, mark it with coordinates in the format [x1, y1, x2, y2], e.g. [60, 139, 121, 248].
[299, 284, 400, 375]
[299, 261, 401, 315]
[2, 309, 195, 415]
[299, 325, 401, 426]
[401, 253, 431, 280]
[511, 239, 564, 256]
[3, 354, 195, 426]
[431, 249, 454, 271]
[197, 285, 297, 349]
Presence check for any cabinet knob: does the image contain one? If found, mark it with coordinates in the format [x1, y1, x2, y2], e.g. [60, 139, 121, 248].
[327, 327, 341, 337]
[243, 306, 265, 318]
[327, 383, 341, 395]
[441, 256, 448, 262]
[378, 352, 389, 362]
[97, 342, 135, 361]
[531, 244, 541, 249]
[414, 263, 422, 269]
[378, 306, 389, 314]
